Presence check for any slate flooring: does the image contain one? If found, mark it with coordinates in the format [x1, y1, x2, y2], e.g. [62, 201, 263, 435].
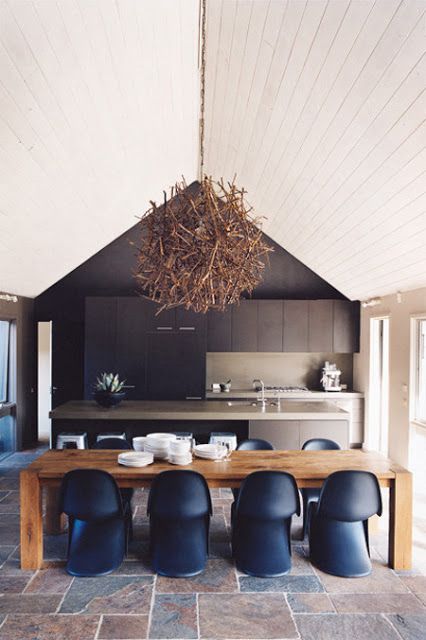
[0, 447, 425, 639]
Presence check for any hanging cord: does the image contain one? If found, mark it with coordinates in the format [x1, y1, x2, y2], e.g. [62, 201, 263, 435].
[198, 0, 207, 181]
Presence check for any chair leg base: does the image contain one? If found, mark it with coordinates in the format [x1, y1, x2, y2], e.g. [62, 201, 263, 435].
[310, 559, 372, 578]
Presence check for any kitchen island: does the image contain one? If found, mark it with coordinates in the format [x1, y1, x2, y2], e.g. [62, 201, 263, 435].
[50, 400, 349, 449]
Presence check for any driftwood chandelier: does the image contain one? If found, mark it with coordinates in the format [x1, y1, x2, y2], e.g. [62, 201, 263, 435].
[133, 0, 272, 313]
[134, 178, 272, 313]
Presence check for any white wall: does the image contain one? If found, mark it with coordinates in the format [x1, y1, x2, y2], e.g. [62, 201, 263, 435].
[354, 286, 426, 467]
[37, 322, 51, 442]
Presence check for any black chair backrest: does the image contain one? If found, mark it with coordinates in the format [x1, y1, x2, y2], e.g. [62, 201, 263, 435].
[236, 471, 300, 519]
[93, 438, 132, 450]
[148, 470, 212, 519]
[237, 438, 274, 451]
[302, 438, 341, 451]
[317, 470, 382, 521]
[60, 469, 123, 521]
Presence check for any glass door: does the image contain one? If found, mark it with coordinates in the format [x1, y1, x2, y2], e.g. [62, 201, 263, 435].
[369, 317, 390, 456]
[0, 319, 16, 459]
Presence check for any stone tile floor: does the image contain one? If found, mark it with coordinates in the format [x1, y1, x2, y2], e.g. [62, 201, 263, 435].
[0, 447, 425, 639]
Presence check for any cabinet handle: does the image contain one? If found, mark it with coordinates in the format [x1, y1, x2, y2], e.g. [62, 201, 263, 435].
[179, 326, 195, 331]
[156, 326, 173, 331]
[186, 396, 202, 400]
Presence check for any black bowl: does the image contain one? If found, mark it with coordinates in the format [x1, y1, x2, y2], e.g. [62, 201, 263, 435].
[94, 391, 126, 408]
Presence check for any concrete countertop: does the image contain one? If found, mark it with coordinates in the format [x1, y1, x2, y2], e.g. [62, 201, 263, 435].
[50, 400, 349, 421]
[206, 389, 364, 400]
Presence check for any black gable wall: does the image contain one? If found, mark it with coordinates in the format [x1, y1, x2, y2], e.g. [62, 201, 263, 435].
[34, 182, 346, 437]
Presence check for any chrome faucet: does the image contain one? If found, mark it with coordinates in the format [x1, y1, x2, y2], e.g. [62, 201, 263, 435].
[253, 379, 267, 408]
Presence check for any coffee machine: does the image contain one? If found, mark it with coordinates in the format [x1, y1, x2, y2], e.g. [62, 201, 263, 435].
[321, 361, 342, 392]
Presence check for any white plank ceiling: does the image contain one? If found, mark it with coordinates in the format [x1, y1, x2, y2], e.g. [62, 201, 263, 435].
[204, 0, 426, 300]
[1, 0, 426, 300]
[0, 0, 199, 297]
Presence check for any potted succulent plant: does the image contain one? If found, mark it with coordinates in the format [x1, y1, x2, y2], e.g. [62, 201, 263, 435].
[94, 373, 127, 408]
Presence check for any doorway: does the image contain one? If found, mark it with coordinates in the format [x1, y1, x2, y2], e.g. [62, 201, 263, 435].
[37, 321, 52, 444]
[369, 317, 390, 456]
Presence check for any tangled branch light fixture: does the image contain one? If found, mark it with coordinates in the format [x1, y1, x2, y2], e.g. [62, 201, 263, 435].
[133, 0, 272, 314]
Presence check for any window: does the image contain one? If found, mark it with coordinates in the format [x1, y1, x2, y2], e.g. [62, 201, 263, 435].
[0, 320, 11, 403]
[413, 318, 426, 425]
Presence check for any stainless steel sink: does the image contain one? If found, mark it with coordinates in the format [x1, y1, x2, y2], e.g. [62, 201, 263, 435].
[226, 401, 277, 407]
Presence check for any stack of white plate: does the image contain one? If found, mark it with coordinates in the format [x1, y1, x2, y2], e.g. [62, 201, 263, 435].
[144, 433, 177, 459]
[132, 437, 146, 451]
[118, 451, 154, 467]
[168, 439, 192, 466]
[193, 444, 228, 460]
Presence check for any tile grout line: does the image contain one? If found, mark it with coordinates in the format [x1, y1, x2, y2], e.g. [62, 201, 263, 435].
[93, 613, 103, 640]
[378, 613, 406, 640]
[22, 568, 40, 593]
[196, 592, 200, 640]
[55, 575, 75, 614]
[146, 572, 157, 639]
[283, 591, 302, 640]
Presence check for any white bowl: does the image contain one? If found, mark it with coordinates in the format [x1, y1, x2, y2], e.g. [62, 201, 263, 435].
[146, 433, 177, 448]
[132, 437, 147, 451]
[170, 440, 191, 454]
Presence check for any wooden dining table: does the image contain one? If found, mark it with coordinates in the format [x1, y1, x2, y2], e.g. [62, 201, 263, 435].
[20, 448, 412, 571]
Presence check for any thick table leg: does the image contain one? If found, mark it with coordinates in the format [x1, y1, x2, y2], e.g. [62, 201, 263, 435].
[45, 487, 66, 535]
[20, 469, 43, 570]
[389, 470, 413, 570]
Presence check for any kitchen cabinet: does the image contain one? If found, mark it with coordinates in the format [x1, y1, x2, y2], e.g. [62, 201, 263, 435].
[299, 420, 349, 449]
[308, 300, 333, 352]
[116, 298, 150, 400]
[84, 296, 206, 401]
[232, 300, 258, 352]
[207, 308, 232, 351]
[249, 420, 300, 450]
[333, 300, 360, 352]
[84, 297, 118, 398]
[257, 301, 283, 351]
[146, 331, 206, 400]
[283, 300, 309, 352]
[249, 418, 349, 450]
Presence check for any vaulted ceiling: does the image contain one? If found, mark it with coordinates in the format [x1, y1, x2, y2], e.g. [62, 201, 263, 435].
[204, 0, 426, 301]
[0, 0, 200, 297]
[1, 0, 425, 300]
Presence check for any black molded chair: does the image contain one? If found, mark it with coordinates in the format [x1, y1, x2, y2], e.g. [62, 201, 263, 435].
[301, 438, 341, 539]
[232, 470, 300, 577]
[147, 470, 212, 577]
[232, 438, 274, 500]
[60, 469, 129, 576]
[309, 470, 382, 577]
[93, 437, 134, 537]
[93, 437, 132, 450]
[238, 438, 274, 451]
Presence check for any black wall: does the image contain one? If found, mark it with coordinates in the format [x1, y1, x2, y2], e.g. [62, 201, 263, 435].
[35, 181, 347, 408]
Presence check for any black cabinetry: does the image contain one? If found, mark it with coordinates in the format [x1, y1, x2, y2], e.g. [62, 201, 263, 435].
[231, 301, 258, 352]
[207, 308, 232, 351]
[84, 297, 206, 400]
[206, 299, 359, 353]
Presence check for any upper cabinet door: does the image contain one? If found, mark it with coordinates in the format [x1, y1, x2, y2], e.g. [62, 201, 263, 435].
[231, 300, 258, 352]
[207, 308, 232, 351]
[147, 305, 176, 332]
[116, 298, 152, 399]
[308, 300, 333, 352]
[283, 300, 308, 352]
[84, 297, 118, 399]
[257, 301, 284, 351]
[176, 308, 206, 334]
[333, 300, 360, 353]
